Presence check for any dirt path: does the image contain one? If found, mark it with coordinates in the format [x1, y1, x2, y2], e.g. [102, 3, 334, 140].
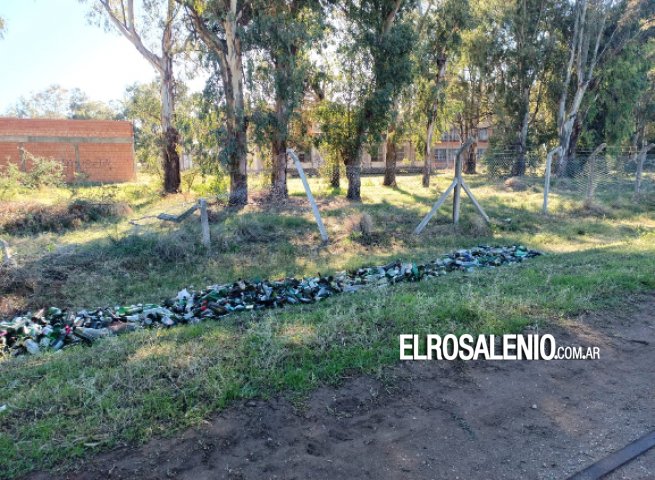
[28, 295, 654, 480]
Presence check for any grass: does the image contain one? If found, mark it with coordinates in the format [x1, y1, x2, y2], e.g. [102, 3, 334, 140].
[0, 171, 654, 478]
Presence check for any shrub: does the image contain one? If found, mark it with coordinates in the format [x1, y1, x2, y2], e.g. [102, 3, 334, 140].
[0, 150, 65, 195]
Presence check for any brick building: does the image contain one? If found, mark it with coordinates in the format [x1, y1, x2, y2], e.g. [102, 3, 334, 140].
[0, 118, 135, 183]
[432, 125, 491, 169]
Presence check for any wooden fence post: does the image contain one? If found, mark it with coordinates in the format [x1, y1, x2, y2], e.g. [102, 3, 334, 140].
[199, 198, 210, 248]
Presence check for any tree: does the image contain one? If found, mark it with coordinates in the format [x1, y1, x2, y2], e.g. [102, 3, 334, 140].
[122, 80, 224, 179]
[339, 0, 416, 200]
[122, 82, 168, 173]
[449, 58, 491, 174]
[485, 0, 559, 176]
[181, 0, 250, 206]
[69, 89, 120, 119]
[91, 0, 183, 193]
[414, 0, 469, 187]
[555, 0, 654, 176]
[6, 84, 117, 119]
[247, 0, 328, 201]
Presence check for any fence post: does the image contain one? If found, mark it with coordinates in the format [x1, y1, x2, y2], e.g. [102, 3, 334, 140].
[199, 198, 211, 248]
[542, 147, 561, 214]
[453, 149, 462, 224]
[287, 148, 329, 243]
[635, 143, 655, 195]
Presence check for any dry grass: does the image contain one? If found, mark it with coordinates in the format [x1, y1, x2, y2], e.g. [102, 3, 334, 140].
[504, 176, 529, 192]
[0, 200, 132, 236]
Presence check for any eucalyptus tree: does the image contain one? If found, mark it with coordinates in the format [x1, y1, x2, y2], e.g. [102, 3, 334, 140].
[247, 0, 328, 200]
[338, 0, 417, 200]
[555, 0, 655, 176]
[447, 21, 494, 175]
[484, 0, 559, 176]
[585, 41, 653, 148]
[414, 0, 470, 187]
[180, 0, 251, 206]
[91, 0, 184, 193]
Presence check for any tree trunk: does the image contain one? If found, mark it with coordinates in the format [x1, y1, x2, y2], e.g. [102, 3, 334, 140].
[161, 58, 180, 194]
[187, 3, 248, 206]
[511, 107, 530, 177]
[345, 155, 362, 201]
[560, 116, 582, 176]
[330, 160, 340, 188]
[557, 0, 605, 177]
[224, 115, 249, 205]
[226, 18, 248, 206]
[270, 138, 288, 200]
[383, 138, 397, 187]
[463, 140, 477, 174]
[422, 117, 435, 187]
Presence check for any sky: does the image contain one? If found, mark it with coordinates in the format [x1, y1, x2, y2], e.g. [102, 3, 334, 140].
[0, 0, 164, 112]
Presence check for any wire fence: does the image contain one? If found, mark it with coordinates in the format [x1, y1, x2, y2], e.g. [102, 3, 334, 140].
[480, 150, 655, 206]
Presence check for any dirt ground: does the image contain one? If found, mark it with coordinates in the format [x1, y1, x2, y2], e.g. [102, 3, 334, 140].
[27, 294, 654, 480]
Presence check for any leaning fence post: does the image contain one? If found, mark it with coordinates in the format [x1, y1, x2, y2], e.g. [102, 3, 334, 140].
[199, 198, 211, 248]
[287, 148, 329, 243]
[543, 147, 561, 214]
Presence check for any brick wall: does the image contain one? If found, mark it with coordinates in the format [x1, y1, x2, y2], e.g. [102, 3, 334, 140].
[0, 118, 135, 183]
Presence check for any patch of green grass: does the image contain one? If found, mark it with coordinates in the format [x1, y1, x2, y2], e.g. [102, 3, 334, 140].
[0, 173, 654, 477]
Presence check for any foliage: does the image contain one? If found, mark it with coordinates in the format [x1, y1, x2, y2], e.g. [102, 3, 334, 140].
[121, 81, 225, 185]
[586, 40, 654, 146]
[246, 0, 327, 149]
[412, 0, 470, 139]
[5, 84, 118, 119]
[0, 151, 64, 197]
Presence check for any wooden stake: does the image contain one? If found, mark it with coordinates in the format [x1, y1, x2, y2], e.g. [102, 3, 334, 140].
[199, 198, 210, 248]
[287, 149, 329, 243]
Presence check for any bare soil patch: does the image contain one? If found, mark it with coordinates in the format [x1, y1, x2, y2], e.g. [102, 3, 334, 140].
[26, 295, 655, 480]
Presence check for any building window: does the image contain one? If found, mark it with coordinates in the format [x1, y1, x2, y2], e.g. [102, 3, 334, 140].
[435, 149, 447, 162]
[479, 128, 488, 141]
[440, 130, 459, 142]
